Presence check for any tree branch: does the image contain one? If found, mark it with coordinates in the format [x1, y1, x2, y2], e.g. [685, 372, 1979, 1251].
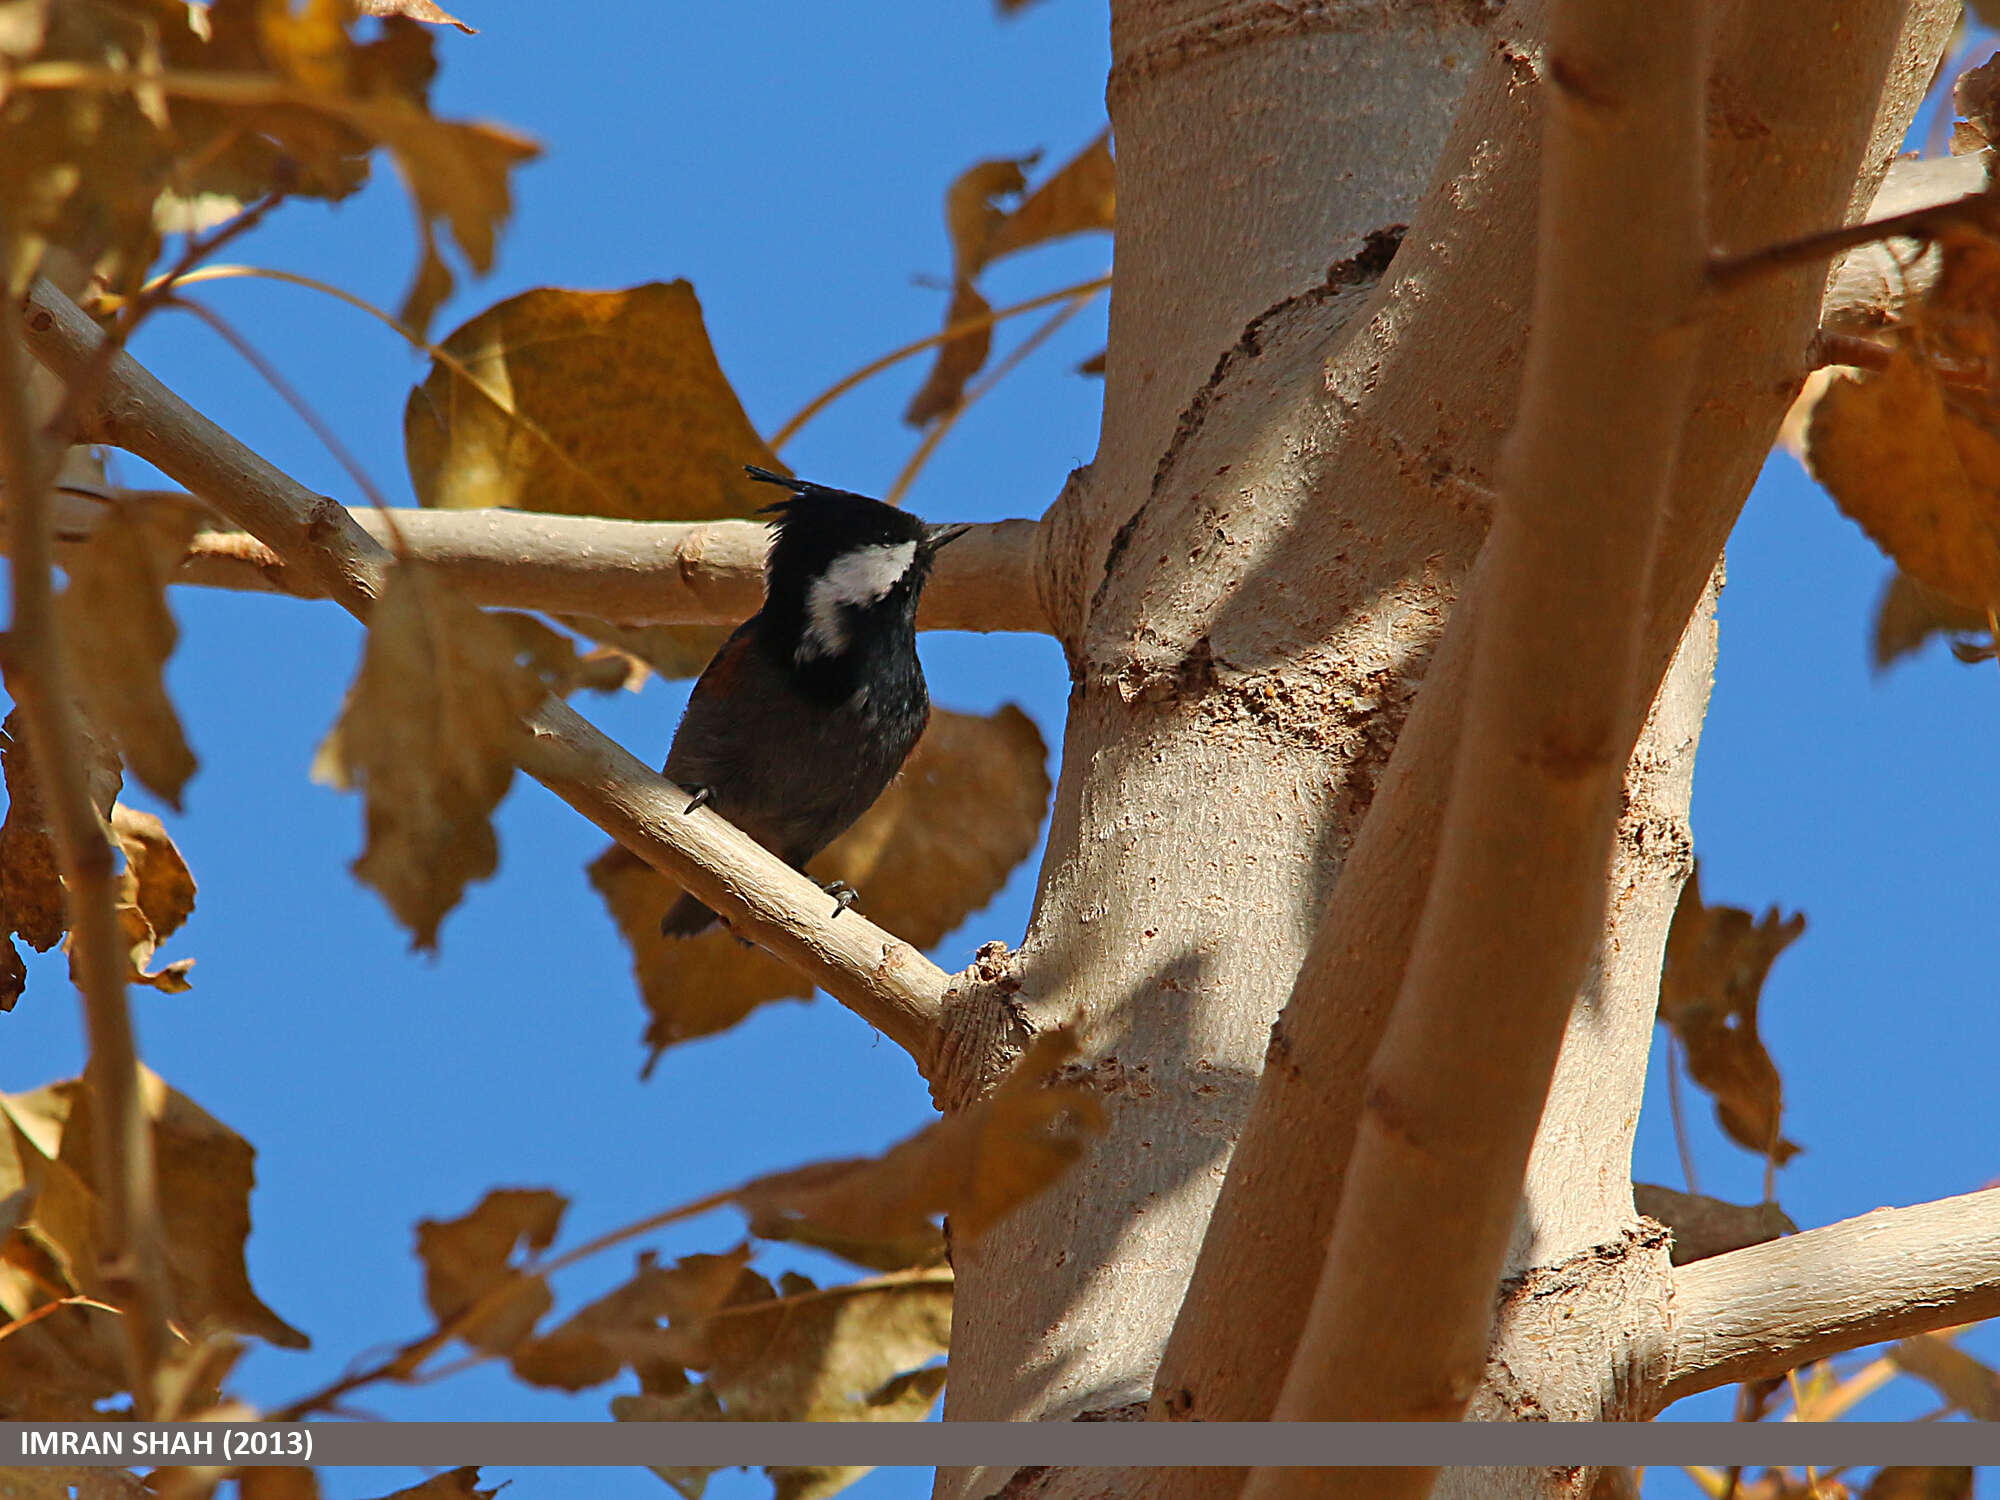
[1249, 0, 1705, 1462]
[19, 278, 953, 1074]
[1153, 0, 1934, 1452]
[25, 488, 1049, 635]
[1662, 1187, 2000, 1405]
[0, 288, 172, 1409]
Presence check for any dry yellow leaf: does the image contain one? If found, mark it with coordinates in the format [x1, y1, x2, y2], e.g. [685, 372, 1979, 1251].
[946, 155, 1035, 277]
[490, 611, 644, 696]
[593, 706, 1049, 1068]
[981, 131, 1115, 266]
[1658, 862, 1805, 1164]
[0, 1469, 149, 1500]
[509, 1245, 752, 1392]
[766, 1365, 948, 1500]
[56, 500, 204, 809]
[613, 1266, 951, 1426]
[329, 98, 536, 335]
[414, 1187, 565, 1357]
[357, 0, 474, 34]
[0, 0, 530, 308]
[105, 803, 197, 992]
[0, 1068, 307, 1368]
[315, 560, 545, 950]
[236, 1471, 322, 1500]
[1629, 1183, 1794, 1266]
[905, 137, 1114, 426]
[1872, 569, 1996, 671]
[0, 1294, 132, 1419]
[1808, 350, 2000, 614]
[1891, 1334, 2000, 1419]
[736, 1028, 1102, 1248]
[1866, 1469, 1975, 1500]
[110, 804, 195, 941]
[0, 703, 122, 958]
[902, 280, 993, 429]
[405, 282, 783, 520]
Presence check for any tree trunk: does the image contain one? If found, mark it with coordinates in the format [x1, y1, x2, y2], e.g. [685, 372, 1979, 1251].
[939, 0, 1957, 1495]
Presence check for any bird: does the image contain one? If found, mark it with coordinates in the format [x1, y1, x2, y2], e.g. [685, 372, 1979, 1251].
[658, 465, 970, 938]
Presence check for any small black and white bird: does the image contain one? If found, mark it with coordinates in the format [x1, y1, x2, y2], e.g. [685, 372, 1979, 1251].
[658, 465, 969, 938]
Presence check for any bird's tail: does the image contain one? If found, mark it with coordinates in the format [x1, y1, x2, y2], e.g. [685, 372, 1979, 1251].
[659, 891, 721, 939]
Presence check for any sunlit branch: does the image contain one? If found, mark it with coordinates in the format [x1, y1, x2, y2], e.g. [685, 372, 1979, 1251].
[1662, 1186, 2000, 1404]
[20, 277, 957, 1071]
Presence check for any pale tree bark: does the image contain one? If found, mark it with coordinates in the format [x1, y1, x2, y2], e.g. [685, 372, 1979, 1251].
[939, 2, 1960, 1500]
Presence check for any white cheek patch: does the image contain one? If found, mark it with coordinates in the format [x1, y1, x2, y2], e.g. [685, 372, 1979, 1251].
[797, 540, 919, 661]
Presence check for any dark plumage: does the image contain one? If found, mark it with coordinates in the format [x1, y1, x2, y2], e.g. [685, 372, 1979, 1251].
[659, 467, 968, 937]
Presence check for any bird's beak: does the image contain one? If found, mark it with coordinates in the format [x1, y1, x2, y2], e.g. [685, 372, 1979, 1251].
[924, 521, 973, 553]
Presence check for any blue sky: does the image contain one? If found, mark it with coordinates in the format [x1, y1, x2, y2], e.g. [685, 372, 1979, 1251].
[1, 4, 1993, 1499]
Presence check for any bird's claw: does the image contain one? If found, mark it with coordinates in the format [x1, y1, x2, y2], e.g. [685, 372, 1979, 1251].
[680, 784, 713, 815]
[821, 880, 858, 919]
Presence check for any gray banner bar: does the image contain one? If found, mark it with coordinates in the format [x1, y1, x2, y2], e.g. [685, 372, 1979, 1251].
[4, 1424, 1998, 1468]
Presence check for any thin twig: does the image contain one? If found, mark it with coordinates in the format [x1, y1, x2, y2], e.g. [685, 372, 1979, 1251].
[164, 263, 625, 515]
[41, 192, 284, 449]
[769, 273, 1112, 451]
[1708, 186, 1998, 291]
[168, 294, 407, 551]
[885, 286, 1102, 504]
[0, 252, 173, 1415]
[1665, 1032, 1701, 1195]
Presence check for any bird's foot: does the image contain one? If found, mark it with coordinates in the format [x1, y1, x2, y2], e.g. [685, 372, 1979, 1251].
[821, 880, 859, 919]
[679, 784, 713, 815]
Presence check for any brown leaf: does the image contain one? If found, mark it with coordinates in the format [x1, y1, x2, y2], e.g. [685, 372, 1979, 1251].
[903, 280, 993, 429]
[594, 706, 1049, 1068]
[1658, 862, 1805, 1164]
[0, 702, 121, 956]
[1808, 228, 2000, 615]
[1954, 54, 2000, 154]
[0, 1470, 148, 1500]
[356, 1473, 497, 1500]
[1872, 569, 1995, 671]
[44, 1068, 309, 1348]
[767, 1365, 949, 1500]
[1892, 1332, 2000, 1419]
[107, 899, 194, 994]
[405, 282, 783, 521]
[736, 1028, 1103, 1249]
[55, 500, 203, 808]
[0, 1293, 133, 1419]
[0, 0, 527, 315]
[904, 138, 1112, 427]
[314, 560, 546, 950]
[1867, 1470, 1975, 1500]
[357, 0, 475, 33]
[490, 611, 645, 696]
[555, 616, 727, 685]
[327, 99, 536, 335]
[0, 938, 23, 1012]
[945, 155, 1035, 277]
[1809, 349, 2000, 614]
[236, 1471, 321, 1500]
[110, 805, 196, 941]
[415, 1187, 565, 1356]
[981, 132, 1115, 265]
[104, 804, 198, 992]
[1631, 1183, 1795, 1265]
[614, 1266, 951, 1426]
[509, 1245, 752, 1391]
